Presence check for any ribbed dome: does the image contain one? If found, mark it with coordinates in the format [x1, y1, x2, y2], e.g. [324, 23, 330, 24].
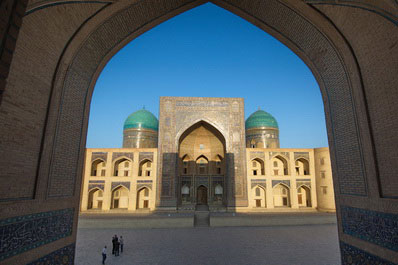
[123, 109, 158, 131]
[246, 110, 278, 129]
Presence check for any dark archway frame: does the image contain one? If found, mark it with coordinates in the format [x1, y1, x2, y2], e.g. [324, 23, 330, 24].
[2, 0, 392, 264]
[43, 0, 377, 260]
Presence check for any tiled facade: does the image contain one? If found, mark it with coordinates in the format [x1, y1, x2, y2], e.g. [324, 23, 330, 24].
[80, 97, 335, 213]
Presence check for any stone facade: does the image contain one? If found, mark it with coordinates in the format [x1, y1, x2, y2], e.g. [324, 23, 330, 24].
[80, 97, 335, 214]
[0, 1, 397, 264]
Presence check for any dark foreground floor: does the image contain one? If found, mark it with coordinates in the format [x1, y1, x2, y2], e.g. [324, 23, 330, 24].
[76, 224, 340, 265]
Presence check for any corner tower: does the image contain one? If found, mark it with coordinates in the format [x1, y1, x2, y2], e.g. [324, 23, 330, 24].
[123, 109, 158, 148]
[245, 109, 279, 148]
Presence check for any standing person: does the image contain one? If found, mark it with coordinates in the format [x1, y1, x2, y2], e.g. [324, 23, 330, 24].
[115, 240, 120, 256]
[120, 236, 124, 253]
[102, 246, 107, 265]
[112, 235, 116, 255]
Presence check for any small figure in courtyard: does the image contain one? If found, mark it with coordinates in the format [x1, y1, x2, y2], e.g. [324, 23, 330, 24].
[112, 234, 118, 255]
[120, 236, 124, 253]
[102, 246, 107, 264]
[115, 240, 120, 256]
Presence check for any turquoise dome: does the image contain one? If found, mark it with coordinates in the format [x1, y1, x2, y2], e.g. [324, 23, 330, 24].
[246, 110, 278, 129]
[123, 109, 158, 131]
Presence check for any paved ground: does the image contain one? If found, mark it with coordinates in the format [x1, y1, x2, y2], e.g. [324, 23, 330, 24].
[75, 214, 341, 265]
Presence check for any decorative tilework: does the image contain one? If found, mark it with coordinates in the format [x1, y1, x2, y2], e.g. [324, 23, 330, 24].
[296, 179, 311, 189]
[294, 152, 309, 160]
[0, 208, 74, 261]
[340, 242, 395, 265]
[272, 180, 290, 188]
[250, 151, 265, 160]
[139, 152, 154, 162]
[112, 152, 134, 161]
[341, 206, 398, 251]
[27, 244, 75, 265]
[91, 152, 107, 162]
[88, 184, 104, 191]
[137, 180, 153, 183]
[137, 184, 152, 190]
[269, 152, 289, 159]
[111, 182, 130, 190]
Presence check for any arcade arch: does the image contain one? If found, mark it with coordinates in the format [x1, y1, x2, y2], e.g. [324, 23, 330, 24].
[111, 185, 129, 209]
[273, 183, 290, 207]
[87, 188, 103, 210]
[0, 0, 395, 263]
[113, 157, 132, 177]
[91, 159, 106, 176]
[178, 121, 226, 207]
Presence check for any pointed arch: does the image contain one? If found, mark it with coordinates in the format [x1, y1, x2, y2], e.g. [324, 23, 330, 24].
[271, 155, 289, 176]
[139, 158, 153, 176]
[137, 187, 150, 209]
[297, 185, 312, 207]
[253, 185, 266, 208]
[251, 158, 265, 175]
[295, 158, 310, 175]
[273, 183, 291, 207]
[91, 159, 106, 176]
[113, 157, 132, 177]
[87, 188, 103, 210]
[111, 185, 129, 209]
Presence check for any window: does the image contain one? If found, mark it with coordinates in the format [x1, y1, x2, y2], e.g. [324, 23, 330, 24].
[255, 187, 260, 196]
[253, 170, 257, 176]
[146, 171, 151, 177]
[101, 169, 106, 176]
[273, 161, 278, 167]
[124, 170, 129, 176]
[322, 186, 327, 195]
[93, 170, 97, 176]
[321, 171, 325, 179]
[124, 161, 129, 167]
[252, 161, 257, 167]
[273, 169, 278, 175]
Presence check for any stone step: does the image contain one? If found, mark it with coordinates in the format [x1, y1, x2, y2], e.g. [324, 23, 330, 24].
[194, 211, 210, 227]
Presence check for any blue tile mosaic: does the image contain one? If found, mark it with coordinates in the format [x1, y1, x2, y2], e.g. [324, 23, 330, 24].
[272, 180, 290, 188]
[27, 244, 75, 265]
[341, 206, 398, 251]
[0, 208, 74, 261]
[340, 242, 395, 265]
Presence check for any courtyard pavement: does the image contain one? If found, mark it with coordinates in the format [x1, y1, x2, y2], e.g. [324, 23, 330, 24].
[75, 214, 341, 265]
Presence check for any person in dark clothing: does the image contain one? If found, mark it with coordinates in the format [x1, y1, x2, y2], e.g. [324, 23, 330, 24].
[112, 235, 116, 255]
[115, 240, 120, 256]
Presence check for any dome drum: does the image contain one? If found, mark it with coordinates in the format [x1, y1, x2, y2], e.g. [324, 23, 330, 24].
[123, 109, 159, 148]
[245, 110, 279, 148]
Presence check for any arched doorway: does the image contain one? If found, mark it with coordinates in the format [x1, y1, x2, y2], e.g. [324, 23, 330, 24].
[273, 183, 291, 207]
[197, 185, 208, 205]
[137, 187, 150, 209]
[111, 186, 129, 209]
[297, 186, 312, 207]
[253, 186, 266, 208]
[178, 121, 226, 208]
[1, 0, 395, 263]
[87, 188, 103, 210]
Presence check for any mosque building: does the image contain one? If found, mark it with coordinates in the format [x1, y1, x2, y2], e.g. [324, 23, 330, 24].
[80, 97, 335, 213]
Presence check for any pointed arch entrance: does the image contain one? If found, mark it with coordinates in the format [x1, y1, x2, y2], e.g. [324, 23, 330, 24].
[1, 0, 396, 263]
[178, 121, 226, 208]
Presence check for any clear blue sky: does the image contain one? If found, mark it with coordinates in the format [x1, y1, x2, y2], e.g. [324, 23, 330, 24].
[87, 3, 328, 149]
